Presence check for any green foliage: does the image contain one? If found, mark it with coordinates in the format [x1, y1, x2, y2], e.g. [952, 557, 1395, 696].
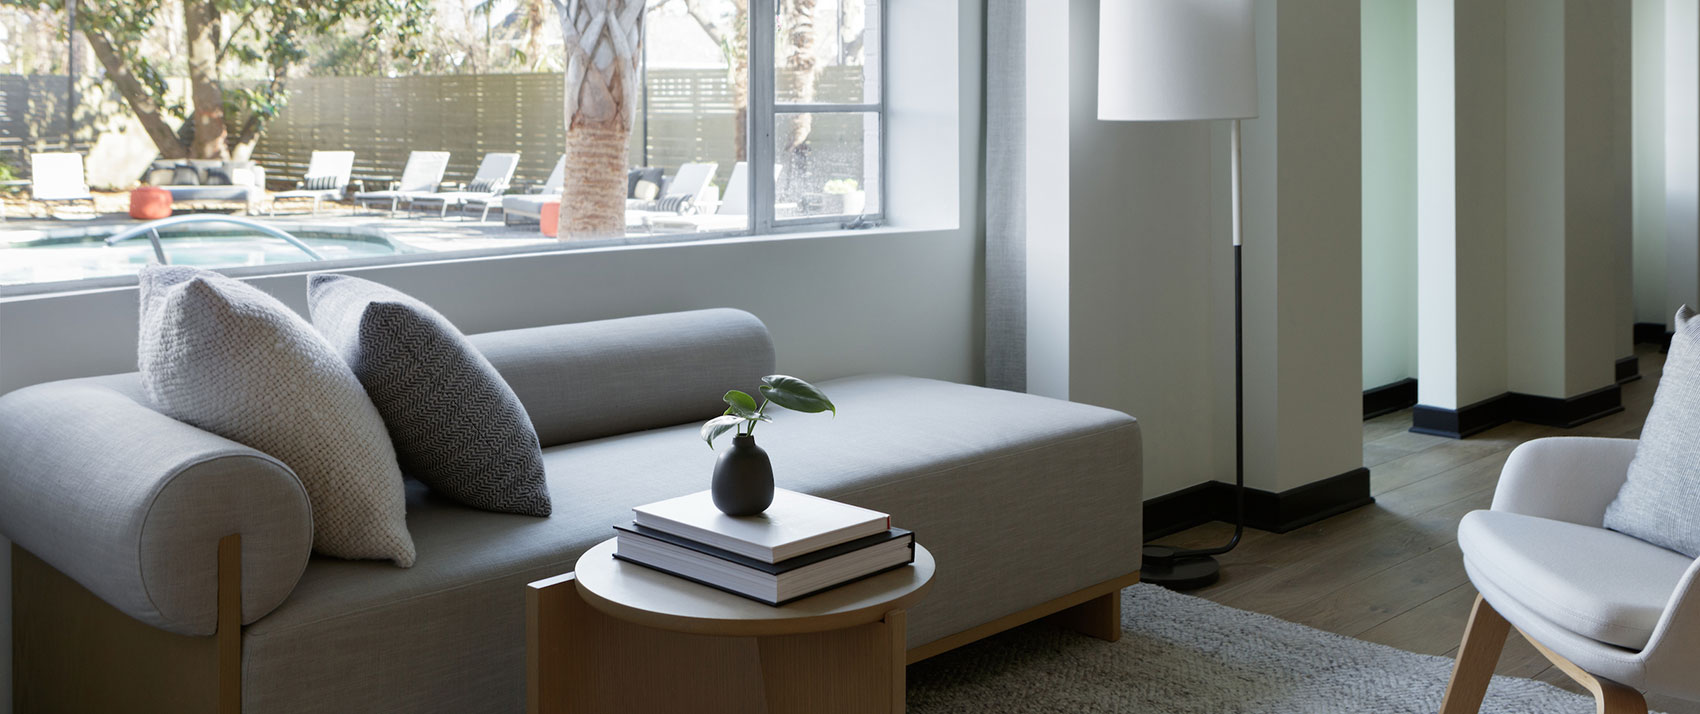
[0, 154, 20, 190]
[0, 0, 435, 151]
[823, 178, 858, 194]
[702, 376, 836, 449]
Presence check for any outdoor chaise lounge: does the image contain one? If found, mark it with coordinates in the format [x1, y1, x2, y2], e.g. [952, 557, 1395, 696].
[354, 151, 451, 215]
[411, 152, 520, 220]
[267, 151, 355, 215]
[644, 162, 778, 233]
[496, 154, 566, 226]
[30, 152, 95, 215]
[625, 161, 719, 231]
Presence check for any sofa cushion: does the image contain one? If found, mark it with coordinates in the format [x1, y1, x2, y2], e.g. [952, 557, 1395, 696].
[1605, 307, 1700, 557]
[137, 265, 416, 567]
[467, 309, 774, 448]
[308, 274, 551, 517]
[239, 374, 1141, 713]
[1460, 510, 1689, 650]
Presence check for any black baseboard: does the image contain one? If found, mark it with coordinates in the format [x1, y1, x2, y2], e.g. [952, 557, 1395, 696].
[1635, 322, 1674, 353]
[1143, 468, 1374, 541]
[1616, 355, 1641, 384]
[1411, 384, 1623, 439]
[1363, 378, 1418, 419]
[1411, 394, 1515, 439]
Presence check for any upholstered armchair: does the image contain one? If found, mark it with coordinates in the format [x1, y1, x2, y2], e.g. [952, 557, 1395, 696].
[1440, 436, 1700, 714]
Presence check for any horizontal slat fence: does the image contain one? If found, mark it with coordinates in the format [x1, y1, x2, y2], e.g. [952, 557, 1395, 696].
[255, 67, 861, 193]
[0, 74, 91, 176]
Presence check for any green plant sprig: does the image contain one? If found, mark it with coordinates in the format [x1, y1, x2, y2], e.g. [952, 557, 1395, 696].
[701, 375, 835, 449]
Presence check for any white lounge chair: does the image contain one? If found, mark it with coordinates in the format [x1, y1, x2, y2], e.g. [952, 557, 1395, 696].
[354, 151, 451, 215]
[497, 155, 567, 226]
[30, 153, 95, 215]
[624, 162, 719, 231]
[644, 162, 780, 233]
[268, 150, 355, 215]
[411, 153, 521, 220]
[625, 162, 717, 211]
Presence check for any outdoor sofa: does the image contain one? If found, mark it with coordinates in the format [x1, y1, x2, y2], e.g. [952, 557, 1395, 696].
[0, 307, 1143, 713]
[143, 159, 267, 213]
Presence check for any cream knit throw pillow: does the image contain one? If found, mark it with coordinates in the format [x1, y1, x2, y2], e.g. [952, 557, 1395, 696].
[138, 265, 416, 567]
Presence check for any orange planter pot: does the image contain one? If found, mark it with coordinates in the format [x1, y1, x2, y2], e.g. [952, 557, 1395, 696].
[129, 187, 173, 220]
[540, 201, 561, 238]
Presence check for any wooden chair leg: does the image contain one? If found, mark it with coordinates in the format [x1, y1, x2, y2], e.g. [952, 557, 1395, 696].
[1518, 626, 1648, 714]
[1439, 594, 1511, 714]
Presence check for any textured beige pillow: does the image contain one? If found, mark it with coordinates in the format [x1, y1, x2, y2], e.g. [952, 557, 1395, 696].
[138, 265, 416, 567]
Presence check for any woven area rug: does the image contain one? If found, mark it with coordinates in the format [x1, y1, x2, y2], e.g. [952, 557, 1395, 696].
[908, 583, 1643, 714]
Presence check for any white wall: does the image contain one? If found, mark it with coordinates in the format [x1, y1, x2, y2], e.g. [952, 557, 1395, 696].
[0, 2, 981, 707]
[1635, 0, 1670, 325]
[1361, 0, 1418, 391]
[1058, 0, 1362, 497]
[1668, 0, 1700, 323]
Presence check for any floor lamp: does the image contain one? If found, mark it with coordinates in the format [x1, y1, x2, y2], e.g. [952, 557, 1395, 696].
[1097, 0, 1258, 590]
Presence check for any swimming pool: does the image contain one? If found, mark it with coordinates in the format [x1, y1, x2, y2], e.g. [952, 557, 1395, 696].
[0, 226, 416, 286]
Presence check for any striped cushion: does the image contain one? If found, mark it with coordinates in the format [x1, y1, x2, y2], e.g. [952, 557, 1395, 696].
[468, 178, 499, 194]
[308, 274, 551, 517]
[304, 175, 342, 191]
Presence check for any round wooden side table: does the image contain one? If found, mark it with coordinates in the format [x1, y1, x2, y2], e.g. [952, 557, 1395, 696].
[527, 538, 935, 714]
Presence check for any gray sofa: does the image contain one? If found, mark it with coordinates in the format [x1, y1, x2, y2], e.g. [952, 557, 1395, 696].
[0, 308, 1142, 713]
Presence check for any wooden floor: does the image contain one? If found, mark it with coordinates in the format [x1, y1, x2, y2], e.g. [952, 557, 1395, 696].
[1153, 343, 1697, 714]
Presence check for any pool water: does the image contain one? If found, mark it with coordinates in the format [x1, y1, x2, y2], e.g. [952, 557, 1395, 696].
[0, 230, 414, 285]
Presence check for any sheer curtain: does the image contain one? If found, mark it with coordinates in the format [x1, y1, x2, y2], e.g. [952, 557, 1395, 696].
[984, 0, 1027, 392]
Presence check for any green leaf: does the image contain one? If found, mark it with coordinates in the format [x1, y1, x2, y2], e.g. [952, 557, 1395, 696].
[701, 414, 744, 449]
[723, 390, 760, 416]
[759, 375, 836, 415]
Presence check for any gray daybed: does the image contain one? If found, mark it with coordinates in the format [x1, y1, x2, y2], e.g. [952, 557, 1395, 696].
[0, 308, 1142, 713]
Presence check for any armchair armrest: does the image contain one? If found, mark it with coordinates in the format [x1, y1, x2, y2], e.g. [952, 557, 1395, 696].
[1644, 556, 1700, 701]
[0, 378, 313, 636]
[1491, 437, 1638, 526]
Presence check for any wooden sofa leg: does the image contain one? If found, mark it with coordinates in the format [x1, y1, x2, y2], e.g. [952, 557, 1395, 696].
[1045, 588, 1122, 643]
[1439, 594, 1511, 714]
[13, 533, 243, 714]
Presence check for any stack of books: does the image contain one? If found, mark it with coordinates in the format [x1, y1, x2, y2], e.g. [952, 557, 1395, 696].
[615, 488, 916, 606]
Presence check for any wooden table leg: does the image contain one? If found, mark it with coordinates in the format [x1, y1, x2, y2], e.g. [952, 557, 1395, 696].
[757, 609, 907, 714]
[529, 573, 765, 714]
[530, 574, 909, 714]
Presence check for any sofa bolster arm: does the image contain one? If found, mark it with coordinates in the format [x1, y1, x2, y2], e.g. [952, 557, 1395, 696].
[0, 380, 313, 636]
[1491, 437, 1639, 527]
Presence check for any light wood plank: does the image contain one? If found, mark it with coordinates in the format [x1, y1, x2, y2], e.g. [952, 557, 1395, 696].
[1439, 595, 1512, 714]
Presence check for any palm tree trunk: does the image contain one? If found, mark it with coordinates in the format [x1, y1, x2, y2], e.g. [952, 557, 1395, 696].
[553, 0, 645, 239]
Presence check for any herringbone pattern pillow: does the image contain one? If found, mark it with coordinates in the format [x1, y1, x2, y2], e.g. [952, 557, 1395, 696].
[137, 265, 417, 566]
[308, 274, 551, 517]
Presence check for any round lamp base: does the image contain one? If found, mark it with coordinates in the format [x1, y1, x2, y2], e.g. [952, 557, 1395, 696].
[1141, 545, 1221, 591]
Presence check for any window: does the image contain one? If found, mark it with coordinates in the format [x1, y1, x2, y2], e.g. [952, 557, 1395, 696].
[0, 0, 884, 292]
[753, 0, 883, 229]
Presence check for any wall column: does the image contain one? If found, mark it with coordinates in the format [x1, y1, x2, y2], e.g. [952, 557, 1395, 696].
[1235, 0, 1364, 494]
[1415, 0, 1632, 437]
[1668, 0, 1700, 325]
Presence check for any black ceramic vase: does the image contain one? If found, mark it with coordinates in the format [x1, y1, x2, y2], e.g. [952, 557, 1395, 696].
[712, 434, 775, 516]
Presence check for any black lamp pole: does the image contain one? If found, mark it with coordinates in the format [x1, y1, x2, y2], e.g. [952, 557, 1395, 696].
[1141, 118, 1248, 590]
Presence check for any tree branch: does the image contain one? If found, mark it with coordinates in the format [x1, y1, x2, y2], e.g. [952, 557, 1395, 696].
[79, 20, 186, 157]
[216, 7, 261, 64]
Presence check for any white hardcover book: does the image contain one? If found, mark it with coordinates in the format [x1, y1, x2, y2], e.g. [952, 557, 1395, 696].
[631, 488, 889, 563]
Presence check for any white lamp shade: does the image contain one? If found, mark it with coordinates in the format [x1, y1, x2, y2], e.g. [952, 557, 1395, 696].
[1098, 0, 1259, 121]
